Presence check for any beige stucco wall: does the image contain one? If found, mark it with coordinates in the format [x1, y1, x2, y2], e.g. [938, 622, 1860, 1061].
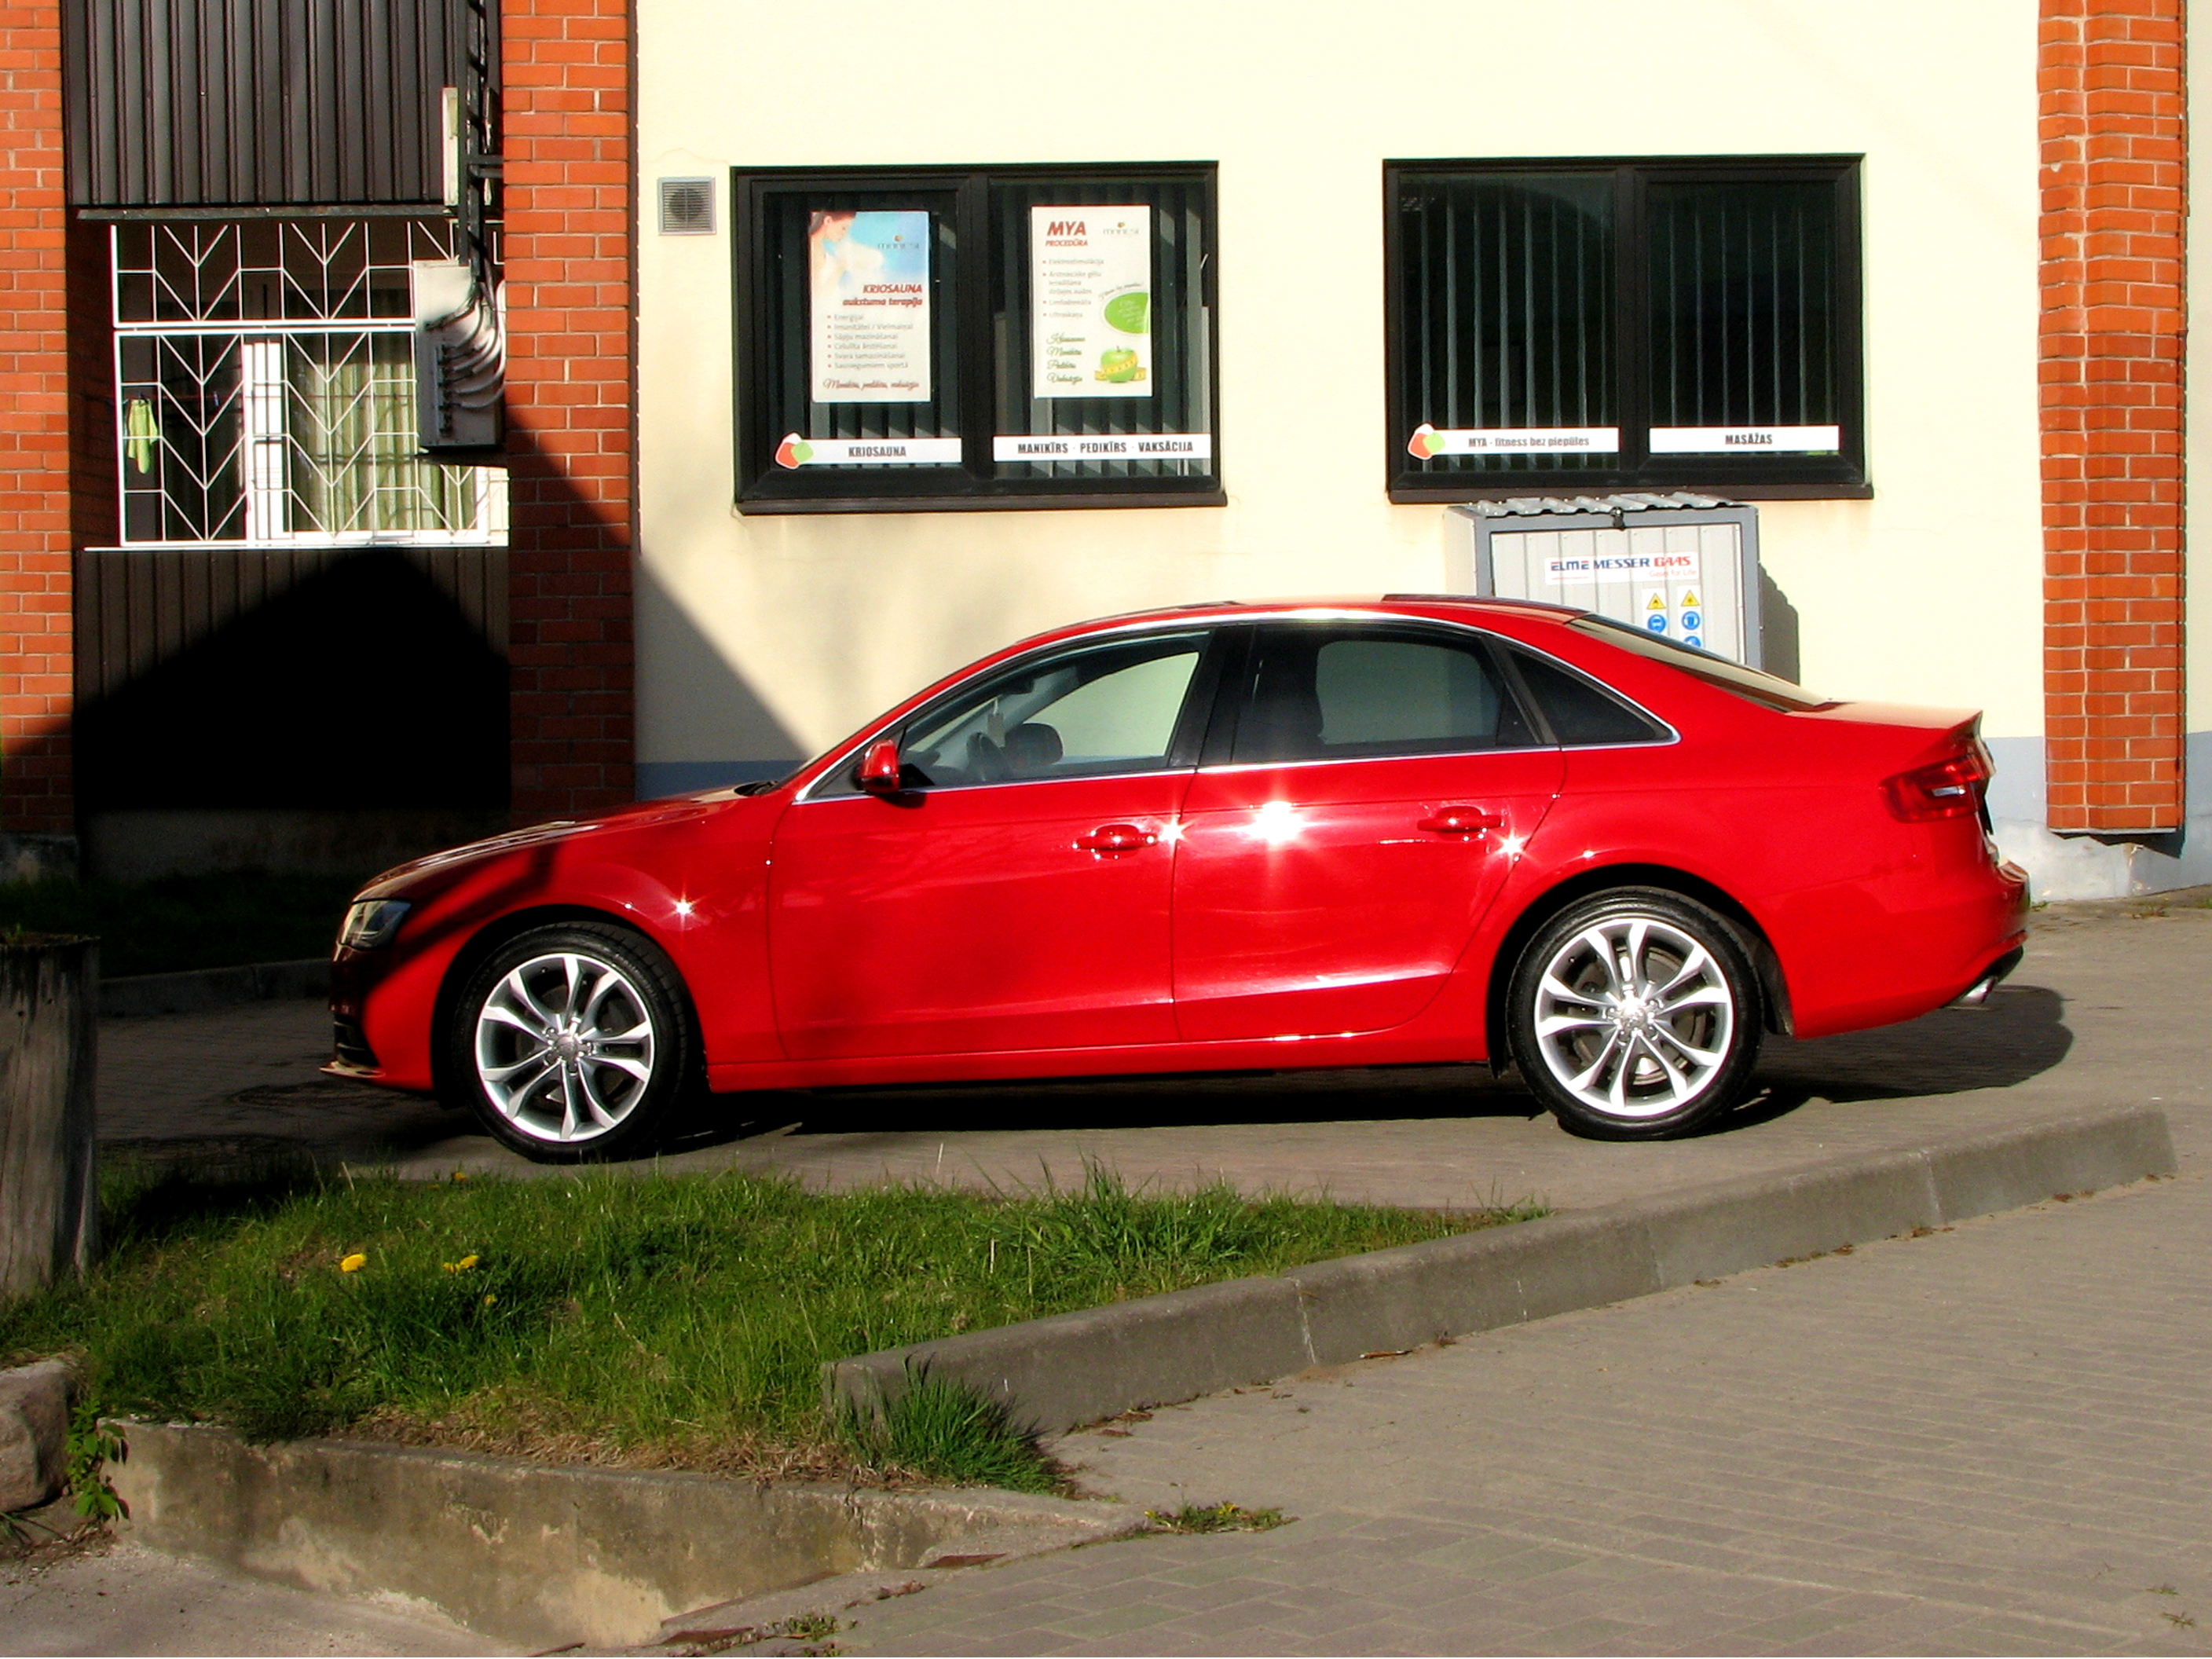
[634, 0, 2044, 777]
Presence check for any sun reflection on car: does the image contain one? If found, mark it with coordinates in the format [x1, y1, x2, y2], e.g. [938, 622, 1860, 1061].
[1247, 800, 1306, 848]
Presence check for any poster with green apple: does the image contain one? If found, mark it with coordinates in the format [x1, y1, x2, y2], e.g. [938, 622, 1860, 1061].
[1031, 206, 1152, 400]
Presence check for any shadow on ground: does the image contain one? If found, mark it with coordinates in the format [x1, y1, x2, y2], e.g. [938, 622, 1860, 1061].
[103, 981, 2073, 1174]
[647, 981, 2074, 1155]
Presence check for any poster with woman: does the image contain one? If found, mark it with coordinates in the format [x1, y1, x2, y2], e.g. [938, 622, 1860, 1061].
[808, 210, 932, 403]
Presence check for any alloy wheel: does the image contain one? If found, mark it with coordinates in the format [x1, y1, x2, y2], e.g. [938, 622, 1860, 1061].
[1529, 914, 1737, 1121]
[471, 950, 658, 1144]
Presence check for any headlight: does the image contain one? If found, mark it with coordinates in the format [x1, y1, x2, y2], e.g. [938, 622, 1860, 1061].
[337, 899, 411, 951]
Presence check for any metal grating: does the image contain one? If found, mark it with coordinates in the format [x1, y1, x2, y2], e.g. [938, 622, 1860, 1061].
[657, 177, 715, 235]
[64, 0, 485, 207]
[112, 218, 507, 546]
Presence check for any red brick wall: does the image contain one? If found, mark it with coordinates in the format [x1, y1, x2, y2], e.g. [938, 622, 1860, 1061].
[0, 0, 73, 840]
[2040, 0, 2187, 833]
[500, 0, 636, 822]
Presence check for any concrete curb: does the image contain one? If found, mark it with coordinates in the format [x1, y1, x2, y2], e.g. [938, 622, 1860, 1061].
[108, 1422, 1144, 1651]
[826, 1105, 2177, 1436]
[99, 958, 328, 1019]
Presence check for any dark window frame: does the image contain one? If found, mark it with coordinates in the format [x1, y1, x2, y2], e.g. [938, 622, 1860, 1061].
[1384, 155, 1866, 503]
[732, 162, 1225, 515]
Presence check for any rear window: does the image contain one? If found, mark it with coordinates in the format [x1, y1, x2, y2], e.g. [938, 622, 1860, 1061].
[1567, 616, 1833, 713]
[1501, 647, 1672, 746]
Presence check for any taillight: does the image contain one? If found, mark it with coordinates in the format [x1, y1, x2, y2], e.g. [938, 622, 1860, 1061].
[1884, 743, 1992, 822]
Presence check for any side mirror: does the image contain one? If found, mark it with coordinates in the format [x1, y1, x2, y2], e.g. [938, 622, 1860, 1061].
[856, 738, 903, 793]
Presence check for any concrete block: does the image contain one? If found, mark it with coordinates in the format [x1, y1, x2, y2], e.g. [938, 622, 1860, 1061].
[1289, 1213, 1659, 1365]
[823, 1105, 2174, 1440]
[832, 1273, 1313, 1437]
[110, 1422, 1139, 1651]
[1926, 1108, 2178, 1223]
[1637, 1153, 1941, 1287]
[0, 1360, 74, 1512]
[99, 958, 329, 1020]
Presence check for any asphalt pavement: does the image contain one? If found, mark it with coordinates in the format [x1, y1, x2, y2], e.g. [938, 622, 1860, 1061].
[97, 891, 2212, 1210]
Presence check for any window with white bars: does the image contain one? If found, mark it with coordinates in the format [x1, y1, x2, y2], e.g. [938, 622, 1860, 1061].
[112, 218, 507, 546]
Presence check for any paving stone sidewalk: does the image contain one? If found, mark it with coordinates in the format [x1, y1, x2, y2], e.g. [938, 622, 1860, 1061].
[96, 892, 2212, 1212]
[59, 891, 2212, 1655]
[832, 1167, 2212, 1656]
[2, 1538, 496, 1657]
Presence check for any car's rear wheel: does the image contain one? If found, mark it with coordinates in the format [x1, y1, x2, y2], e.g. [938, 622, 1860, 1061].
[448, 921, 698, 1163]
[1507, 888, 1763, 1140]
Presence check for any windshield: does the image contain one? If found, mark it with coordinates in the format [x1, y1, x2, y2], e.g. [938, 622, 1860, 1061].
[1568, 616, 1833, 713]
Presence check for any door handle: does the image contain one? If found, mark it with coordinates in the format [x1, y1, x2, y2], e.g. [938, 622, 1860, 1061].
[1419, 807, 1503, 835]
[1076, 822, 1156, 854]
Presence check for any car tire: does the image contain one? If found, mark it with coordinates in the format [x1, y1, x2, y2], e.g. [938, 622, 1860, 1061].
[446, 921, 701, 1164]
[1507, 887, 1764, 1141]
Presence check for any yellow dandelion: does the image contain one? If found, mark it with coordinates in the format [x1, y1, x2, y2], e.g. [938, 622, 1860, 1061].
[441, 1254, 480, 1274]
[482, 1293, 498, 1306]
[339, 1252, 367, 1273]
[451, 1170, 468, 1182]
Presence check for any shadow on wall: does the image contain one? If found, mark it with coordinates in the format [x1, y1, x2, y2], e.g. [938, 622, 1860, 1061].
[72, 549, 511, 881]
[633, 558, 807, 799]
[1757, 566, 1801, 684]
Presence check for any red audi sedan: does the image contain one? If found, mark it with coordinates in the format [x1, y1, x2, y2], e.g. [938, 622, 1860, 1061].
[328, 598, 2027, 1159]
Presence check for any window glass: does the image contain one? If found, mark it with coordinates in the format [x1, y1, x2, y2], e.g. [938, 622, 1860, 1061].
[1387, 158, 1862, 500]
[750, 190, 965, 482]
[989, 181, 1214, 485]
[734, 167, 1220, 510]
[1232, 629, 1538, 764]
[899, 632, 1207, 789]
[1646, 179, 1839, 438]
[1503, 646, 1673, 745]
[1392, 172, 1616, 478]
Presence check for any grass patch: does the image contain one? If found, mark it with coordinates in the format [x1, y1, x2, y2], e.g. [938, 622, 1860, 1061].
[843, 1368, 1060, 1494]
[0, 870, 366, 978]
[1145, 1500, 1291, 1533]
[0, 1163, 1537, 1487]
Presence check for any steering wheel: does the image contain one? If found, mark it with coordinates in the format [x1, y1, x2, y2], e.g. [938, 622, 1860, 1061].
[965, 730, 1010, 782]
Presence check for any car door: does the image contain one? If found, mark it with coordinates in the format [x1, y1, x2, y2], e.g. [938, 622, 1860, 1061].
[768, 628, 1217, 1060]
[1172, 621, 1566, 1042]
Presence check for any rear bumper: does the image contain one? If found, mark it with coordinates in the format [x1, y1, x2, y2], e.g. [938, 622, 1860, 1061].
[1780, 851, 2030, 1040]
[1948, 943, 2025, 1008]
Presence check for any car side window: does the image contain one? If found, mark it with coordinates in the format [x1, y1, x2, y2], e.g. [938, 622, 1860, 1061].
[895, 631, 1210, 790]
[1501, 646, 1672, 746]
[1228, 626, 1541, 764]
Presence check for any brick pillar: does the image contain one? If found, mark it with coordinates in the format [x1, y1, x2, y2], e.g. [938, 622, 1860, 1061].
[500, 0, 636, 822]
[2040, 0, 2188, 833]
[0, 0, 73, 844]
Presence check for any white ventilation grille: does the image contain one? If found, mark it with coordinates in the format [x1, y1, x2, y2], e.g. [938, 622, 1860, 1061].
[658, 177, 716, 236]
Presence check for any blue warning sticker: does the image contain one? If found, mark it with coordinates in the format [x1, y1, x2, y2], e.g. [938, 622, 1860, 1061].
[1680, 610, 1702, 632]
[1683, 635, 1703, 649]
[1646, 614, 1668, 633]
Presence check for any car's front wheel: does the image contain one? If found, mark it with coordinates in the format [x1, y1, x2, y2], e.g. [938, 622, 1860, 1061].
[1507, 888, 1764, 1140]
[448, 921, 698, 1163]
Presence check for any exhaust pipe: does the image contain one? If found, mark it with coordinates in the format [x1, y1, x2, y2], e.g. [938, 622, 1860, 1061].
[1949, 946, 2024, 1009]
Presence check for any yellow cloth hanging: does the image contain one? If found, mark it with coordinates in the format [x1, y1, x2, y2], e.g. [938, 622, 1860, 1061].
[124, 397, 159, 474]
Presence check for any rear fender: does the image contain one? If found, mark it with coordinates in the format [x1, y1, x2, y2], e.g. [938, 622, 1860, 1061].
[1478, 862, 1793, 1073]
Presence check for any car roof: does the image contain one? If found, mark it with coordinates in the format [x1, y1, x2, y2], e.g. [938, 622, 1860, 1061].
[1042, 595, 1584, 640]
